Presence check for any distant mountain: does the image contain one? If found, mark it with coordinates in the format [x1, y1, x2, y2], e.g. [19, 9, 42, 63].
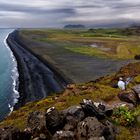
[129, 23, 140, 29]
[64, 24, 85, 29]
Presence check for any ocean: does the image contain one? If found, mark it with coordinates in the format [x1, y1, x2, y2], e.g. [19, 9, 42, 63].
[0, 29, 19, 120]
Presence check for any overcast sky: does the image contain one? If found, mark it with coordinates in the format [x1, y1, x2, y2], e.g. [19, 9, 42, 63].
[0, 0, 140, 28]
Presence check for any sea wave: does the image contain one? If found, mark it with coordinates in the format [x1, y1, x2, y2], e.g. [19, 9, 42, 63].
[4, 31, 19, 114]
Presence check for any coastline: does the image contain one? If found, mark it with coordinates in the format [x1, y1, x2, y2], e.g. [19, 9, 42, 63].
[4, 31, 19, 112]
[6, 30, 70, 109]
[6, 29, 132, 110]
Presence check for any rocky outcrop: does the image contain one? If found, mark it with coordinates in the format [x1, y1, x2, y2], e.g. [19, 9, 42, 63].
[27, 111, 51, 139]
[132, 84, 140, 101]
[134, 55, 140, 60]
[0, 99, 117, 140]
[77, 117, 106, 140]
[76, 117, 116, 140]
[62, 105, 85, 131]
[0, 127, 31, 140]
[46, 107, 65, 134]
[52, 130, 75, 140]
[118, 90, 137, 105]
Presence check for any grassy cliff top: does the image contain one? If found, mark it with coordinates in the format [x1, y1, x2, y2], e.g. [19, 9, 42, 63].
[1, 61, 140, 139]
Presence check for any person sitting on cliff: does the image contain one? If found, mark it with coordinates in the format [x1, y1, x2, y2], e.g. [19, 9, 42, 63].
[117, 77, 126, 90]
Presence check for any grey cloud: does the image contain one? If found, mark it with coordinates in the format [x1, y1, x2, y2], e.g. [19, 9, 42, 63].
[0, 0, 140, 28]
[0, 3, 75, 15]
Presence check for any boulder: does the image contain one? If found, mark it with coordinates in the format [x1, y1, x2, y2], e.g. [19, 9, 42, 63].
[76, 117, 106, 140]
[134, 55, 140, 60]
[132, 84, 140, 101]
[92, 101, 113, 117]
[80, 99, 106, 120]
[20, 130, 32, 140]
[103, 120, 117, 140]
[111, 101, 134, 110]
[52, 131, 75, 140]
[27, 111, 46, 129]
[105, 109, 113, 117]
[118, 90, 137, 105]
[62, 106, 85, 131]
[63, 123, 75, 131]
[46, 107, 65, 134]
[0, 127, 19, 140]
[62, 105, 85, 121]
[0, 127, 31, 140]
[31, 126, 51, 139]
[27, 111, 51, 139]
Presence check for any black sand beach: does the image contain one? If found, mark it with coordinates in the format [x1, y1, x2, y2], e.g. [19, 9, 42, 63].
[7, 31, 68, 109]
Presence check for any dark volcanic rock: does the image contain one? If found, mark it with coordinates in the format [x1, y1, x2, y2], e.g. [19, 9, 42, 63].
[62, 105, 85, 121]
[27, 111, 46, 129]
[31, 126, 51, 139]
[118, 90, 137, 105]
[76, 117, 106, 140]
[0, 127, 20, 140]
[111, 101, 134, 110]
[52, 130, 75, 140]
[27, 111, 51, 139]
[80, 99, 106, 120]
[0, 127, 31, 140]
[0, 99, 118, 140]
[103, 120, 116, 140]
[132, 84, 140, 101]
[62, 106, 85, 131]
[134, 55, 140, 60]
[76, 117, 116, 140]
[46, 107, 65, 134]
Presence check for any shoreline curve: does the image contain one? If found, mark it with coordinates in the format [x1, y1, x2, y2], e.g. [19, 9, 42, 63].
[4, 31, 19, 114]
[7, 30, 71, 109]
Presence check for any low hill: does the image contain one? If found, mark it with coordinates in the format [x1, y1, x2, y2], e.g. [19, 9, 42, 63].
[64, 24, 85, 29]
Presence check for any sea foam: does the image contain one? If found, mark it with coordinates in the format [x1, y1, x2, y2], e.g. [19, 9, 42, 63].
[4, 31, 19, 114]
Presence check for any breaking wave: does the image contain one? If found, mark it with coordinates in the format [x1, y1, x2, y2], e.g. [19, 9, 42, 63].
[4, 32, 19, 113]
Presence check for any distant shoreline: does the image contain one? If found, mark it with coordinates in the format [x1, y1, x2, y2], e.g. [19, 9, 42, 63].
[6, 30, 70, 109]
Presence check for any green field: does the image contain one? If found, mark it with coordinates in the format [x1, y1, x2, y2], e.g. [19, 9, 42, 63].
[20, 28, 140, 60]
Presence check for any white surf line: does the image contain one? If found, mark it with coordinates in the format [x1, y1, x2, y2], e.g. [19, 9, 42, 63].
[4, 30, 19, 114]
